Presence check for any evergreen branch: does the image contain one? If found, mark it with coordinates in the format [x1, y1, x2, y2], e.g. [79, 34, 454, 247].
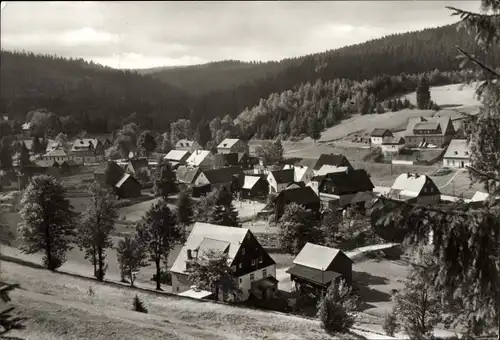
[466, 165, 500, 183]
[446, 6, 499, 20]
[455, 46, 500, 78]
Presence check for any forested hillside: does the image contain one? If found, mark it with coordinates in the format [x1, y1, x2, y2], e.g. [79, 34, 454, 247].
[189, 23, 499, 123]
[0, 51, 191, 133]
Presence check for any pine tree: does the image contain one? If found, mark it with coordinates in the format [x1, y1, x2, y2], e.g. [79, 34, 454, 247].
[383, 311, 398, 337]
[153, 158, 177, 198]
[393, 246, 442, 339]
[316, 279, 357, 334]
[0, 283, 27, 335]
[136, 199, 182, 290]
[18, 175, 75, 270]
[116, 235, 148, 287]
[209, 203, 239, 227]
[307, 115, 322, 142]
[132, 295, 148, 313]
[416, 76, 431, 109]
[77, 181, 118, 281]
[137, 131, 157, 157]
[177, 191, 194, 237]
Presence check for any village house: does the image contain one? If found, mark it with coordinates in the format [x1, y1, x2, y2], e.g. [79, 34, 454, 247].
[175, 166, 201, 192]
[387, 172, 441, 205]
[301, 154, 353, 176]
[314, 168, 374, 209]
[404, 116, 456, 148]
[185, 150, 216, 169]
[176, 139, 201, 153]
[40, 148, 71, 163]
[370, 128, 393, 145]
[193, 166, 243, 196]
[114, 173, 142, 199]
[214, 152, 253, 170]
[217, 138, 249, 155]
[380, 136, 406, 154]
[286, 243, 353, 296]
[267, 168, 295, 194]
[170, 223, 278, 301]
[164, 150, 191, 168]
[273, 186, 321, 222]
[240, 175, 269, 200]
[282, 164, 314, 184]
[70, 138, 105, 164]
[442, 139, 470, 169]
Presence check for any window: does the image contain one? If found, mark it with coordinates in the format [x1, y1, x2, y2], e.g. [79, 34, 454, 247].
[239, 278, 242, 283]
[251, 259, 257, 266]
[238, 263, 242, 269]
[241, 248, 245, 255]
[250, 273, 255, 281]
[262, 268, 267, 277]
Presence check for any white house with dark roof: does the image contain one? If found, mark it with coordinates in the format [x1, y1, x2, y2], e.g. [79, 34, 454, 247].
[217, 138, 249, 155]
[175, 140, 201, 153]
[443, 139, 470, 169]
[266, 168, 295, 193]
[387, 172, 441, 205]
[286, 243, 353, 294]
[70, 138, 104, 164]
[370, 128, 393, 145]
[170, 223, 277, 301]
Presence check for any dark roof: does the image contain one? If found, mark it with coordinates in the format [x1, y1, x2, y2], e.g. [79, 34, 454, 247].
[320, 169, 374, 195]
[371, 128, 392, 137]
[202, 166, 243, 184]
[286, 264, 341, 286]
[382, 136, 405, 145]
[221, 153, 239, 165]
[276, 186, 320, 205]
[312, 154, 352, 171]
[129, 158, 148, 172]
[176, 166, 200, 184]
[115, 173, 140, 188]
[270, 169, 295, 184]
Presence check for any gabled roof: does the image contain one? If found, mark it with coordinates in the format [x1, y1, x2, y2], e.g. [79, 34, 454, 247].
[115, 173, 139, 188]
[470, 191, 489, 202]
[292, 242, 351, 271]
[165, 150, 191, 162]
[406, 116, 453, 136]
[197, 238, 230, 257]
[269, 169, 295, 184]
[170, 223, 255, 274]
[414, 122, 440, 130]
[283, 164, 311, 182]
[217, 138, 242, 149]
[43, 149, 67, 157]
[312, 154, 352, 171]
[201, 166, 243, 184]
[276, 186, 319, 205]
[443, 139, 470, 159]
[176, 166, 200, 184]
[186, 150, 211, 166]
[315, 165, 349, 177]
[390, 173, 438, 198]
[320, 169, 374, 195]
[382, 136, 405, 145]
[242, 175, 263, 190]
[371, 128, 392, 137]
[176, 139, 197, 148]
[71, 138, 99, 151]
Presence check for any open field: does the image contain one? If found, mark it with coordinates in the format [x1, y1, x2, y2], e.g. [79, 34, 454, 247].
[2, 261, 338, 340]
[404, 82, 481, 108]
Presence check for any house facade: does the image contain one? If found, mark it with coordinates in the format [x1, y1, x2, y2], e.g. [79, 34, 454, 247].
[39, 148, 71, 163]
[404, 117, 455, 147]
[370, 129, 393, 145]
[217, 139, 249, 155]
[387, 172, 441, 205]
[380, 136, 406, 154]
[266, 169, 295, 194]
[170, 223, 278, 301]
[442, 139, 470, 169]
[70, 138, 105, 164]
[317, 169, 374, 209]
[193, 167, 243, 193]
[286, 243, 353, 295]
[176, 140, 201, 153]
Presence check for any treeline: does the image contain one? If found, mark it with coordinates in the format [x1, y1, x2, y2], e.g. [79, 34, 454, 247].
[0, 51, 191, 133]
[234, 69, 477, 140]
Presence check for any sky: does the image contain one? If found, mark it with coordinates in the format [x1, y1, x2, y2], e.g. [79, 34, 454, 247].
[0, 1, 482, 70]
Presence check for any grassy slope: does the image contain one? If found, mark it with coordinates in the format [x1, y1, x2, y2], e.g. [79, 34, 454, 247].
[2, 261, 335, 340]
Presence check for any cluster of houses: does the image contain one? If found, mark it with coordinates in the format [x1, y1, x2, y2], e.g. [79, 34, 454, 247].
[369, 115, 472, 169]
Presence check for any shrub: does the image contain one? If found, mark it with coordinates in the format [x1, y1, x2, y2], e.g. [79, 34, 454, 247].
[150, 270, 172, 285]
[383, 311, 398, 336]
[317, 279, 357, 335]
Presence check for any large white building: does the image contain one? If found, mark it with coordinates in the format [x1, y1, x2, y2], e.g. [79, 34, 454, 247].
[442, 139, 470, 169]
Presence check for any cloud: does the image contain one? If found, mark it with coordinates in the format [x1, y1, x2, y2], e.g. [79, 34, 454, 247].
[0, 1, 482, 68]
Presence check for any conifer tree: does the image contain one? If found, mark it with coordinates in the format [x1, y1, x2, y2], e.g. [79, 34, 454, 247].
[132, 295, 148, 313]
[307, 115, 322, 142]
[416, 76, 432, 109]
[0, 283, 27, 335]
[317, 279, 357, 334]
[177, 191, 194, 237]
[18, 175, 75, 270]
[153, 158, 177, 198]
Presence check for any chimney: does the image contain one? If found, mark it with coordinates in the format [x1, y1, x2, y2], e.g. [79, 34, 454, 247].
[187, 249, 192, 260]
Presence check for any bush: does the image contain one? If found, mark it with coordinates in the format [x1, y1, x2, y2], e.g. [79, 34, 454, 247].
[316, 279, 357, 335]
[132, 294, 148, 313]
[383, 311, 398, 336]
[150, 270, 172, 285]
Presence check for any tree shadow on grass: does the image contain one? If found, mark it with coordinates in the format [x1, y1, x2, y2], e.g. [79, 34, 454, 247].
[352, 271, 389, 286]
[355, 284, 392, 304]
